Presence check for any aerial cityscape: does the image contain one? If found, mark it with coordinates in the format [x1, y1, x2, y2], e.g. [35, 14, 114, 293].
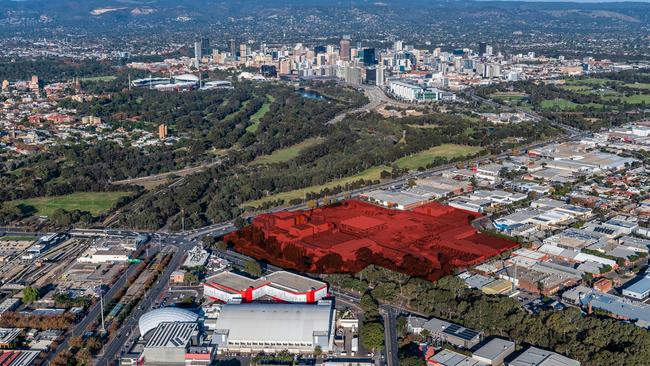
[1, 0, 650, 365]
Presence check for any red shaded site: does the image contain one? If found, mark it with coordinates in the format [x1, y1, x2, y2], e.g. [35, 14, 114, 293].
[226, 200, 518, 281]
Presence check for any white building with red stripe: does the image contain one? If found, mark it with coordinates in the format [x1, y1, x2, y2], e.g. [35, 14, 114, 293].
[203, 270, 328, 304]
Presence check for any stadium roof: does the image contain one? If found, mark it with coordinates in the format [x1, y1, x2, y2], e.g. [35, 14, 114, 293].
[138, 307, 198, 336]
[174, 74, 199, 82]
[213, 303, 333, 343]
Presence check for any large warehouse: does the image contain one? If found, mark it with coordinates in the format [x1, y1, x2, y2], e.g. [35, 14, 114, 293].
[212, 301, 335, 354]
[203, 270, 328, 303]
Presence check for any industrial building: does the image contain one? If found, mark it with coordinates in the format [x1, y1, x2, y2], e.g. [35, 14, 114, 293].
[203, 270, 328, 303]
[408, 317, 482, 349]
[428, 349, 487, 366]
[360, 187, 443, 210]
[562, 286, 650, 328]
[0, 350, 41, 366]
[212, 301, 335, 354]
[471, 338, 515, 365]
[622, 269, 650, 300]
[0, 328, 22, 348]
[509, 347, 580, 366]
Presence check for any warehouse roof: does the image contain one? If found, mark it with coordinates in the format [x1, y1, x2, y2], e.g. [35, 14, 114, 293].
[472, 338, 514, 362]
[509, 346, 580, 366]
[429, 349, 487, 366]
[423, 318, 481, 343]
[145, 321, 197, 348]
[213, 303, 333, 343]
[205, 270, 326, 293]
[0, 350, 40, 366]
[622, 272, 650, 297]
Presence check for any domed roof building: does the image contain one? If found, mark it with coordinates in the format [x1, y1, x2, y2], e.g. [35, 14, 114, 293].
[138, 307, 198, 336]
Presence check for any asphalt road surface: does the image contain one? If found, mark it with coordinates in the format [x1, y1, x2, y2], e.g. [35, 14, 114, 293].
[95, 238, 188, 365]
[381, 306, 399, 366]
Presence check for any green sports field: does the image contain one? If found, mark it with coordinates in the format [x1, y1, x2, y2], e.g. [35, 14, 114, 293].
[9, 191, 132, 217]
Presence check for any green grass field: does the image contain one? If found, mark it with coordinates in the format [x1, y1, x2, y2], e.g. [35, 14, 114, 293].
[490, 93, 527, 105]
[80, 76, 117, 82]
[224, 100, 251, 122]
[245, 144, 480, 207]
[624, 83, 650, 91]
[540, 98, 578, 110]
[619, 94, 650, 104]
[540, 98, 606, 111]
[252, 137, 324, 165]
[407, 124, 439, 129]
[9, 191, 132, 217]
[393, 144, 482, 170]
[246, 95, 275, 133]
[491, 92, 527, 97]
[560, 85, 591, 92]
[566, 78, 621, 86]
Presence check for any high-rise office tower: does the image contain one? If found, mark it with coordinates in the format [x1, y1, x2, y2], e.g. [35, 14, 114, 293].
[363, 48, 377, 65]
[478, 42, 488, 56]
[158, 124, 168, 140]
[314, 45, 326, 55]
[340, 36, 351, 62]
[279, 58, 292, 75]
[194, 41, 202, 67]
[376, 66, 385, 86]
[201, 37, 211, 57]
[393, 40, 403, 52]
[30, 75, 39, 92]
[239, 44, 248, 60]
[229, 39, 237, 59]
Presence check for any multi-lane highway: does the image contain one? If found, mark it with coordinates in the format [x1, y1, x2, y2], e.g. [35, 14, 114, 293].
[45, 261, 137, 365]
[381, 306, 399, 366]
[94, 235, 195, 365]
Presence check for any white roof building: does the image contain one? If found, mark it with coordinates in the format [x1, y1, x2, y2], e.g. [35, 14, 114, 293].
[212, 302, 335, 354]
[138, 307, 199, 336]
[509, 347, 580, 366]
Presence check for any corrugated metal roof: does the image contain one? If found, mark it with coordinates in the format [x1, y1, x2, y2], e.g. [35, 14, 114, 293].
[214, 303, 333, 344]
